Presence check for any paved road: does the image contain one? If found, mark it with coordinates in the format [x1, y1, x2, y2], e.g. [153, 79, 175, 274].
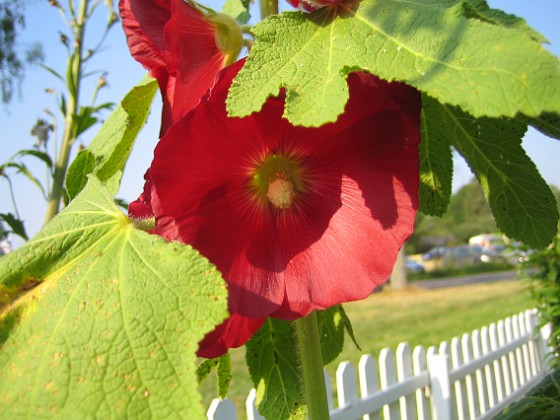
[412, 269, 532, 290]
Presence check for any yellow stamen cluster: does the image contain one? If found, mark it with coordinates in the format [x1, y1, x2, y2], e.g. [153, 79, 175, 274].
[249, 154, 303, 210]
[267, 173, 296, 209]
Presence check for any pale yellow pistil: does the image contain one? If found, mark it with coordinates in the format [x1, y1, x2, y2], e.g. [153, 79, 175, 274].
[267, 175, 296, 209]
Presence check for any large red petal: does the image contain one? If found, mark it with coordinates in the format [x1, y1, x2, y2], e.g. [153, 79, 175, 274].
[164, 0, 227, 124]
[150, 61, 420, 319]
[119, 0, 172, 71]
[197, 314, 265, 359]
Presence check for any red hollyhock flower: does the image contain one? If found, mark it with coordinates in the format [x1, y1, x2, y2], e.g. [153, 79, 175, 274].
[119, 0, 242, 134]
[146, 59, 421, 321]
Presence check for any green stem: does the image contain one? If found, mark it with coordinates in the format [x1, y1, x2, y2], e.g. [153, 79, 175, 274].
[44, 0, 89, 224]
[295, 311, 330, 420]
[259, 0, 278, 19]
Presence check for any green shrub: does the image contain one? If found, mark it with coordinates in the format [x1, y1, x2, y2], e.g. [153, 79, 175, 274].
[530, 234, 560, 367]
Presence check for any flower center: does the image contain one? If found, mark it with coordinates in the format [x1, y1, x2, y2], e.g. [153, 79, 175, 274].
[249, 154, 304, 210]
[267, 173, 296, 209]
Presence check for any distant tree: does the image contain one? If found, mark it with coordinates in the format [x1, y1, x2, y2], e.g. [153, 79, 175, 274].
[0, 0, 43, 104]
[408, 178, 497, 253]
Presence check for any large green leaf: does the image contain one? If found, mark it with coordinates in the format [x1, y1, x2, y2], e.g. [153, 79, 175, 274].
[422, 96, 559, 248]
[419, 96, 455, 216]
[66, 76, 158, 200]
[246, 319, 307, 419]
[227, 0, 560, 127]
[463, 0, 548, 43]
[316, 306, 345, 365]
[316, 305, 360, 365]
[0, 178, 228, 417]
[524, 112, 560, 141]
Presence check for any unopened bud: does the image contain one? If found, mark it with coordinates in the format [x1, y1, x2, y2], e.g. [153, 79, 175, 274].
[97, 73, 108, 88]
[59, 32, 69, 46]
[108, 11, 119, 27]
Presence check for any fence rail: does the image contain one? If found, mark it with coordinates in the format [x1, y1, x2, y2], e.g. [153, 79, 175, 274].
[207, 309, 552, 420]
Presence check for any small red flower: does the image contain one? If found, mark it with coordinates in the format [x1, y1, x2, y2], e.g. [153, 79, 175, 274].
[119, 0, 242, 134]
[146, 60, 421, 321]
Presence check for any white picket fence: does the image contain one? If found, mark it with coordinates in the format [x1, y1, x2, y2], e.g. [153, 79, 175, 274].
[206, 309, 553, 420]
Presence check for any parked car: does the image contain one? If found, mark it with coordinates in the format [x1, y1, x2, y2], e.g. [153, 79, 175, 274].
[422, 245, 486, 269]
[422, 246, 448, 261]
[405, 258, 425, 274]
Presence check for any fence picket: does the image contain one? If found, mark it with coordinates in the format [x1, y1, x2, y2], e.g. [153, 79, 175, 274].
[427, 352, 451, 420]
[380, 348, 400, 420]
[471, 330, 488, 415]
[246, 389, 264, 420]
[497, 320, 513, 396]
[461, 333, 480, 418]
[337, 361, 359, 412]
[518, 312, 532, 382]
[480, 326, 497, 409]
[207, 398, 237, 420]
[206, 310, 552, 420]
[512, 315, 526, 387]
[526, 310, 541, 376]
[412, 346, 431, 420]
[504, 317, 520, 391]
[359, 354, 382, 420]
[451, 337, 468, 420]
[396, 343, 416, 420]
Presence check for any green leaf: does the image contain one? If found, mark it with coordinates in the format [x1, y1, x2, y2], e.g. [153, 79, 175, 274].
[338, 305, 360, 352]
[66, 53, 77, 100]
[1, 162, 47, 199]
[59, 93, 67, 116]
[196, 354, 232, 398]
[66, 150, 95, 201]
[316, 306, 344, 365]
[39, 63, 64, 81]
[227, 1, 560, 126]
[73, 106, 99, 137]
[0, 213, 28, 241]
[524, 112, 560, 141]
[197, 357, 221, 384]
[0, 177, 228, 417]
[246, 318, 307, 419]
[14, 149, 53, 170]
[217, 353, 232, 398]
[221, 0, 250, 24]
[66, 75, 158, 200]
[463, 0, 548, 43]
[423, 96, 559, 248]
[419, 95, 455, 216]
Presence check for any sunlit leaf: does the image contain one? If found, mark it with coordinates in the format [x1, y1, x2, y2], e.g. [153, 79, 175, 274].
[66, 76, 157, 200]
[0, 178, 228, 417]
[228, 0, 559, 127]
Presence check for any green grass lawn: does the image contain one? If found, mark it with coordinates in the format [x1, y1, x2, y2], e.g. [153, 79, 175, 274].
[200, 278, 535, 414]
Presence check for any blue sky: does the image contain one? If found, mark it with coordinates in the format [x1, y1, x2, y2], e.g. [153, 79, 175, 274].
[1, 0, 559, 247]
